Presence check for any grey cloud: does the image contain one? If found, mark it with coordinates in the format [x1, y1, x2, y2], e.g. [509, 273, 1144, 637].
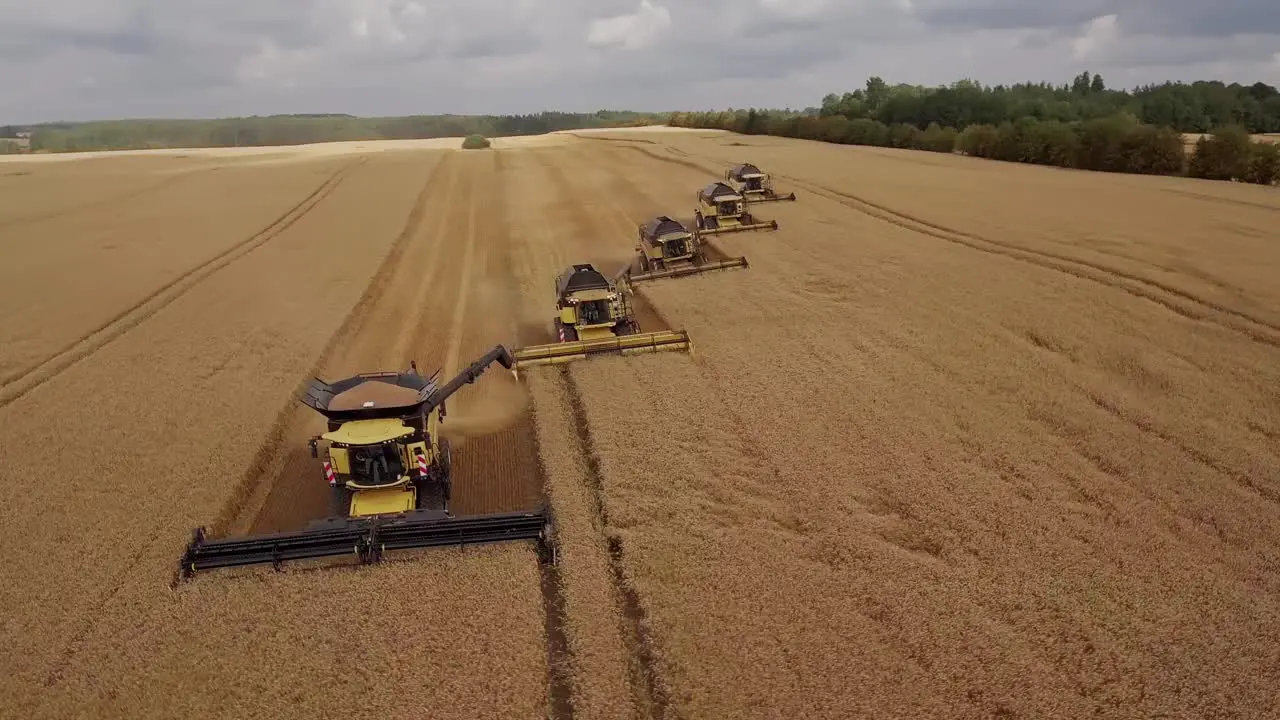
[912, 0, 1119, 31]
[0, 0, 1278, 122]
[1116, 1, 1280, 38]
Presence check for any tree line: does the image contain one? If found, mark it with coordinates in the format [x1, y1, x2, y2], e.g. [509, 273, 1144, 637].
[667, 73, 1280, 185]
[0, 111, 660, 153]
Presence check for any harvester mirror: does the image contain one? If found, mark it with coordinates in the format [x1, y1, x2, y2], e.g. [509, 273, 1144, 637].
[308, 437, 318, 458]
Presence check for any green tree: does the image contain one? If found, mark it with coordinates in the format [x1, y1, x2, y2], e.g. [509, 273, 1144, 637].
[1188, 126, 1254, 180]
[1244, 142, 1280, 185]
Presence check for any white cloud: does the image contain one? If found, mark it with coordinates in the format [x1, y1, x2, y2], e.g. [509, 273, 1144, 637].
[586, 0, 671, 50]
[1072, 13, 1120, 61]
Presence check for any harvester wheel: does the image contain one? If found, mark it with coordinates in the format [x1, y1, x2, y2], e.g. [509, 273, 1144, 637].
[416, 438, 452, 513]
[331, 484, 354, 517]
[616, 318, 641, 336]
[554, 319, 578, 342]
[439, 438, 453, 512]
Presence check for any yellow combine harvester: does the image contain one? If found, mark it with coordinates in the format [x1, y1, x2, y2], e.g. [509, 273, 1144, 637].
[630, 215, 749, 283]
[723, 163, 797, 203]
[178, 346, 552, 580]
[513, 263, 691, 370]
[693, 182, 779, 237]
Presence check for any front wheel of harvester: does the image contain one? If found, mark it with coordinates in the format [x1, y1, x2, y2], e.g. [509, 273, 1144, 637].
[554, 318, 578, 342]
[439, 437, 453, 513]
[331, 484, 354, 518]
[615, 318, 641, 336]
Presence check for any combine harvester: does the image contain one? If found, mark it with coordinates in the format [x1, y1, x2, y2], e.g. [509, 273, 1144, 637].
[723, 162, 797, 203]
[178, 345, 552, 580]
[629, 215, 749, 283]
[513, 263, 692, 370]
[693, 182, 780, 237]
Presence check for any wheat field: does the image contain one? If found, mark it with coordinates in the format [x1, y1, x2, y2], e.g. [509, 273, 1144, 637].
[1, 128, 1277, 719]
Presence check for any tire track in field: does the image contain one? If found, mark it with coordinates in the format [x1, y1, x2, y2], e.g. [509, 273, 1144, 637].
[221, 155, 451, 536]
[447, 150, 543, 517]
[534, 148, 675, 335]
[0, 166, 215, 231]
[555, 146, 684, 334]
[507, 149, 579, 720]
[0, 157, 367, 410]
[568, 143, 742, 268]
[52, 154, 424, 693]
[624, 141, 1280, 349]
[535, 145, 675, 719]
[561, 367, 671, 720]
[783, 177, 1280, 348]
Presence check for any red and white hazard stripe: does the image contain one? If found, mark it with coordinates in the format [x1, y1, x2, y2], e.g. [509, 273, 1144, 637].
[417, 451, 430, 477]
[322, 461, 336, 486]
[557, 326, 566, 342]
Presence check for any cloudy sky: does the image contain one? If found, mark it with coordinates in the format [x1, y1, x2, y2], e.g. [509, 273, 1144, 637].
[1, 0, 1278, 122]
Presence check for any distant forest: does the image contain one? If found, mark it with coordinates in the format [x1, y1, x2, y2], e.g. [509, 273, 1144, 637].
[0, 111, 661, 153]
[669, 73, 1280, 185]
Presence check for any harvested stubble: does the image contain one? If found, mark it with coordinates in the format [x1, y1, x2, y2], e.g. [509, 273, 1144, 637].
[0, 149, 548, 717]
[526, 370, 638, 720]
[560, 131, 1280, 718]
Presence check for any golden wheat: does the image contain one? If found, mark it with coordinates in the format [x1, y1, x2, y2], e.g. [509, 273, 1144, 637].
[3, 129, 1278, 719]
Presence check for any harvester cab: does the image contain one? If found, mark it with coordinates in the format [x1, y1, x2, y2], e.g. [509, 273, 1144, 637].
[629, 215, 750, 283]
[301, 358, 460, 517]
[178, 345, 554, 580]
[694, 182, 779, 237]
[724, 163, 797, 203]
[512, 263, 692, 371]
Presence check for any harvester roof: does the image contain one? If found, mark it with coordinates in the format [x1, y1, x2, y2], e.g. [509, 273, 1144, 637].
[640, 215, 689, 239]
[700, 182, 741, 201]
[557, 263, 611, 297]
[321, 417, 415, 445]
[729, 163, 764, 179]
[301, 370, 439, 421]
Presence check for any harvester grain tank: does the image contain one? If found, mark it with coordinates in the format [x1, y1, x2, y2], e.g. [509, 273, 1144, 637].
[723, 163, 797, 203]
[629, 215, 749, 283]
[512, 263, 691, 370]
[693, 182, 779, 236]
[178, 345, 552, 580]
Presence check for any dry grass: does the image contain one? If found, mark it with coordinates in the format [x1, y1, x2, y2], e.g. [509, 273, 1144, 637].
[539, 131, 1280, 718]
[0, 156, 350, 381]
[36, 547, 546, 720]
[0, 149, 549, 718]
[3, 127, 1279, 719]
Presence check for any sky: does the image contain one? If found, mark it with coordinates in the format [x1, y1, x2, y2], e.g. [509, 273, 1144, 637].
[0, 0, 1278, 123]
